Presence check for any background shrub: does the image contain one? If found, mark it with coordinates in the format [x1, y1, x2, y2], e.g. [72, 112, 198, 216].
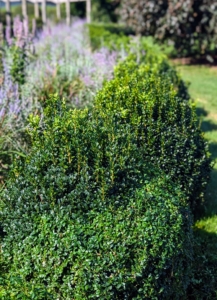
[117, 0, 217, 58]
[87, 22, 178, 61]
[87, 22, 131, 51]
[0, 95, 193, 299]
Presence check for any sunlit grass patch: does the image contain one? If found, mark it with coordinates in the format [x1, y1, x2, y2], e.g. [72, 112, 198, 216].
[177, 65, 217, 215]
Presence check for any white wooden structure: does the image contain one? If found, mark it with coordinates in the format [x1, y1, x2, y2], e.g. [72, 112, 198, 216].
[0, 0, 91, 25]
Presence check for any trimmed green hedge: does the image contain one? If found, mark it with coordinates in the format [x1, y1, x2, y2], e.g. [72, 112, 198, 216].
[94, 55, 211, 211]
[1, 181, 192, 299]
[0, 95, 193, 299]
[87, 24, 189, 100]
[0, 46, 211, 297]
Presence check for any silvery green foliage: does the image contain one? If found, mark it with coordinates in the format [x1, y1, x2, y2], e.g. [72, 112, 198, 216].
[0, 17, 40, 182]
[0, 59, 39, 183]
[22, 20, 119, 108]
[0, 19, 119, 182]
[0, 16, 39, 146]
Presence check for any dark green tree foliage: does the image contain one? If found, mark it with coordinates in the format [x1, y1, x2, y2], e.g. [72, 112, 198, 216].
[0, 90, 193, 298]
[118, 0, 168, 36]
[91, 0, 121, 22]
[118, 0, 217, 57]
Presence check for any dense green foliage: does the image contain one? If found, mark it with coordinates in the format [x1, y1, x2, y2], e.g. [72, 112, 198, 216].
[88, 24, 212, 208]
[0, 19, 213, 297]
[87, 23, 175, 58]
[118, 0, 217, 58]
[0, 190, 192, 299]
[0, 20, 118, 184]
[94, 55, 211, 211]
[187, 227, 217, 299]
[87, 22, 131, 51]
[0, 93, 193, 299]
[90, 0, 120, 23]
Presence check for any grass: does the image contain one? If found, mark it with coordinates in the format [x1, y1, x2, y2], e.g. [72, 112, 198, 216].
[176, 64, 217, 297]
[177, 65, 217, 294]
[177, 65, 217, 216]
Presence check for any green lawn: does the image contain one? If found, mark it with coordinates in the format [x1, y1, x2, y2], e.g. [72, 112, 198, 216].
[176, 65, 217, 297]
[177, 65, 217, 216]
[177, 65, 217, 267]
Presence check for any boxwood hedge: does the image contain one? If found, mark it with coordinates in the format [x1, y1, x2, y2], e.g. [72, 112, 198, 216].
[93, 54, 211, 211]
[0, 46, 211, 298]
[0, 93, 194, 299]
[87, 23, 190, 101]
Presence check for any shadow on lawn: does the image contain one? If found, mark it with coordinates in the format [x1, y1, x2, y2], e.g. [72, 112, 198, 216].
[209, 142, 217, 161]
[187, 227, 217, 299]
[197, 107, 217, 214]
[204, 168, 217, 216]
[196, 106, 208, 118]
[196, 106, 217, 132]
[196, 106, 217, 131]
[201, 120, 217, 133]
[195, 105, 217, 215]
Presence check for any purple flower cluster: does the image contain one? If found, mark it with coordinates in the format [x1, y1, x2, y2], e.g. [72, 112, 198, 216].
[23, 20, 119, 107]
[0, 16, 40, 138]
[0, 61, 20, 124]
[0, 18, 124, 170]
[5, 16, 32, 48]
[0, 62, 26, 163]
[0, 58, 38, 143]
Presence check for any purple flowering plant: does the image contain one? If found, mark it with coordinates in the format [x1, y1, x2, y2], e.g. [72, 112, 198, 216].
[0, 60, 31, 184]
[0, 18, 122, 183]
[0, 17, 38, 183]
[23, 20, 119, 108]
[5, 16, 35, 86]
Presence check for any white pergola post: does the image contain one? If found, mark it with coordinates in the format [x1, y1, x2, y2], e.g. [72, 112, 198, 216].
[42, 0, 47, 24]
[56, 0, 61, 20]
[34, 1, 39, 19]
[66, 0, 70, 25]
[1, 0, 92, 25]
[5, 0, 11, 27]
[5, 5, 11, 41]
[86, 0, 91, 23]
[5, 0, 10, 14]
[22, 0, 27, 18]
